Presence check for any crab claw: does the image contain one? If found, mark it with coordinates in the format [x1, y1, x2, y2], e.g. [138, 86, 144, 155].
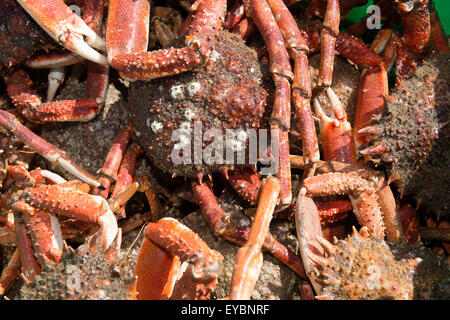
[294, 187, 329, 296]
[17, 0, 107, 65]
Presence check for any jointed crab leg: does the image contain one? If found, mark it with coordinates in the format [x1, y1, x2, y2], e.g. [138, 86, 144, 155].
[16, 0, 107, 65]
[133, 218, 223, 300]
[229, 177, 280, 299]
[107, 0, 227, 80]
[244, 0, 292, 205]
[5, 69, 106, 122]
[317, 0, 340, 88]
[0, 110, 101, 188]
[0, 249, 21, 296]
[266, 0, 319, 162]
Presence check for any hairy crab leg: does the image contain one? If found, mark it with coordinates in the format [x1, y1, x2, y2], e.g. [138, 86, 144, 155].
[107, 0, 227, 80]
[0, 110, 101, 187]
[229, 177, 280, 299]
[191, 181, 306, 278]
[16, 0, 107, 65]
[396, 0, 430, 54]
[133, 218, 223, 300]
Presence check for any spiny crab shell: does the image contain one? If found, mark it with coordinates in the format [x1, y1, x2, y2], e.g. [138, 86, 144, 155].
[130, 31, 271, 178]
[367, 53, 449, 215]
[314, 228, 450, 300]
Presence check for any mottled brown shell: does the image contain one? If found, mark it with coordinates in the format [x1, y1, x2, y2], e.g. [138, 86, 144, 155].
[315, 230, 450, 300]
[130, 31, 271, 178]
[369, 54, 450, 215]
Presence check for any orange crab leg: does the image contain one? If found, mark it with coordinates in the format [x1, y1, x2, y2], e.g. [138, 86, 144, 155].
[0, 110, 101, 187]
[229, 177, 280, 299]
[108, 0, 227, 80]
[317, 0, 340, 88]
[224, 2, 246, 30]
[134, 218, 222, 300]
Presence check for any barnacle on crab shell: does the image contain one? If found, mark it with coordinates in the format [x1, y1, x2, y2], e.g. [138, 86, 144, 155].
[363, 53, 450, 215]
[314, 228, 450, 300]
[130, 31, 272, 178]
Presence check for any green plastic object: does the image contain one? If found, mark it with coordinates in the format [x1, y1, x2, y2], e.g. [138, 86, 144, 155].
[344, 0, 450, 35]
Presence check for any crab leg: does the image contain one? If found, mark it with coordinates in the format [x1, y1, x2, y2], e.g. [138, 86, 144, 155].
[134, 218, 222, 300]
[0, 110, 101, 187]
[430, 8, 450, 53]
[16, 0, 107, 64]
[0, 249, 21, 297]
[229, 177, 280, 299]
[107, 0, 227, 80]
[314, 88, 356, 164]
[317, 0, 340, 88]
[244, 0, 292, 205]
[266, 0, 319, 162]
[93, 125, 133, 199]
[396, 0, 430, 54]
[108, 143, 141, 219]
[5, 69, 105, 122]
[191, 181, 306, 278]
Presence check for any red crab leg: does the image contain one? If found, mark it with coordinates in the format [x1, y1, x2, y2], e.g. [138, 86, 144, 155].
[134, 218, 223, 300]
[5, 70, 102, 122]
[229, 177, 280, 300]
[16, 184, 119, 252]
[13, 202, 64, 267]
[108, 143, 141, 219]
[266, 0, 320, 162]
[93, 125, 133, 199]
[244, 0, 292, 204]
[16, 0, 107, 65]
[0, 249, 21, 297]
[191, 181, 306, 278]
[107, 0, 227, 80]
[317, 0, 340, 88]
[0, 110, 101, 187]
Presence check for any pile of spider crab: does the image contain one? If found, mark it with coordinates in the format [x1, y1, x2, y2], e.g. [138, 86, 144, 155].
[0, 0, 449, 300]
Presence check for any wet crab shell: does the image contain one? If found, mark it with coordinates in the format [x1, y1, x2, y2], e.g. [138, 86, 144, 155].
[314, 230, 450, 300]
[129, 31, 271, 178]
[365, 53, 450, 216]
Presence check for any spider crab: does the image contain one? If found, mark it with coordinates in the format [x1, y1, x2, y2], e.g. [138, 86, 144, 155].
[0, 0, 448, 300]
